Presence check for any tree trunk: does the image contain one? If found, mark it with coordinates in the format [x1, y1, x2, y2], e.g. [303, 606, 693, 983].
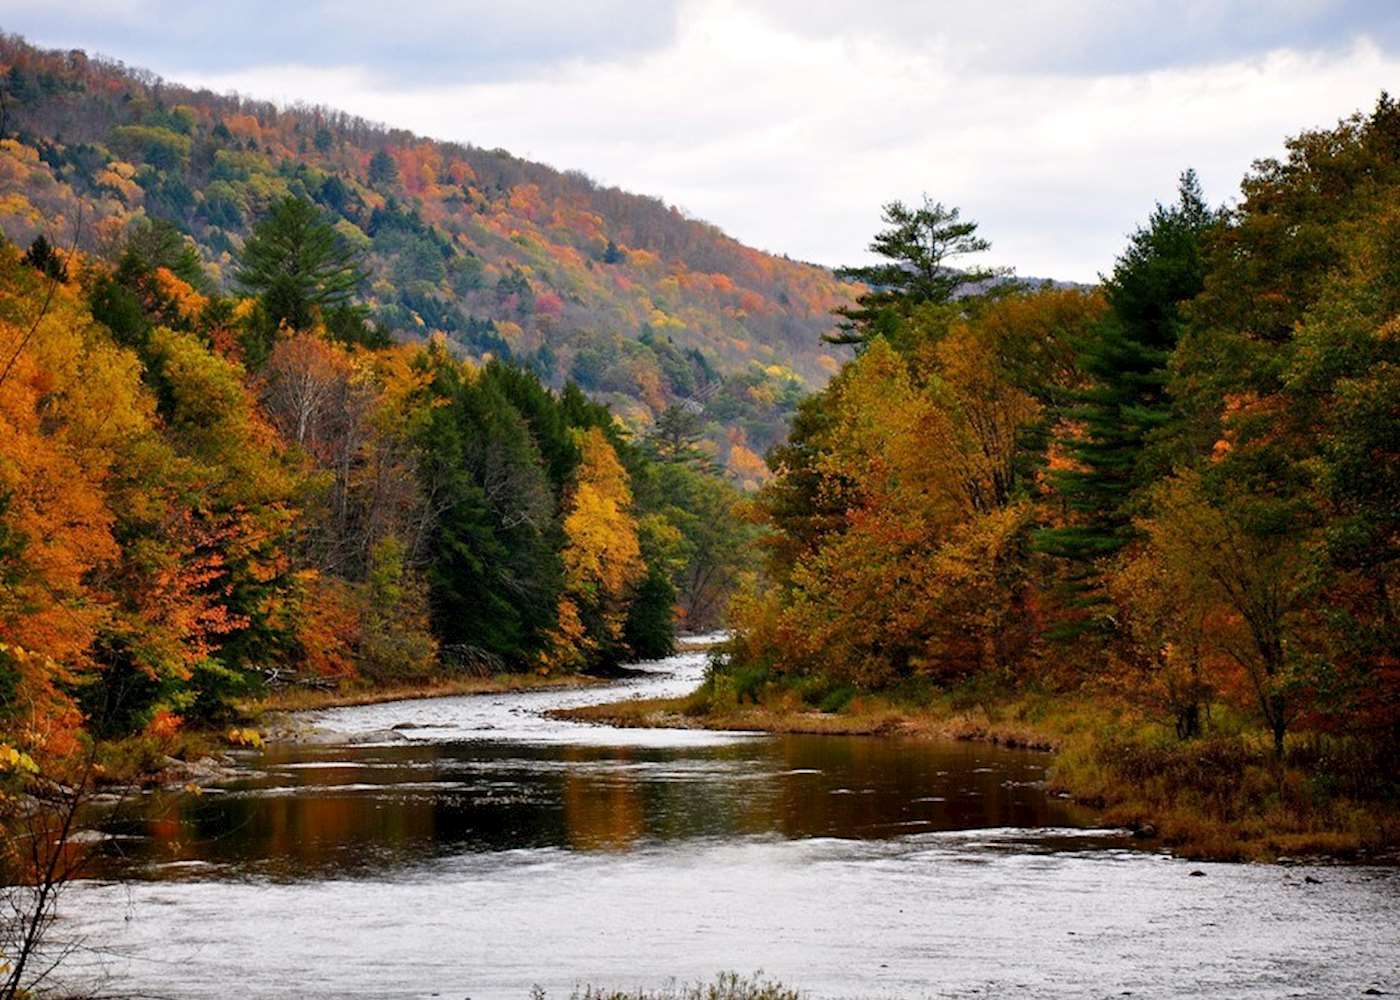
[1271, 703, 1287, 759]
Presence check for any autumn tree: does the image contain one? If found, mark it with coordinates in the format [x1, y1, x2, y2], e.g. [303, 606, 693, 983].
[140, 325, 302, 713]
[1167, 96, 1400, 741]
[1109, 511, 1216, 739]
[260, 330, 356, 453]
[555, 427, 644, 668]
[356, 535, 437, 682]
[731, 279, 1104, 689]
[1142, 475, 1321, 754]
[0, 248, 145, 750]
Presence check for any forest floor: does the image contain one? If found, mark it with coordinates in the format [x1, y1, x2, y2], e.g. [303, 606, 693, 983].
[557, 687, 1400, 864]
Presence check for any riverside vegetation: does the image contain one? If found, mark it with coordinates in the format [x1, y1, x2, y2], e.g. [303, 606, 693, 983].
[578, 99, 1400, 862]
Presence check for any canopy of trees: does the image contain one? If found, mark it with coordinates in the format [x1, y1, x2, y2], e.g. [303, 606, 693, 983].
[729, 98, 1400, 766]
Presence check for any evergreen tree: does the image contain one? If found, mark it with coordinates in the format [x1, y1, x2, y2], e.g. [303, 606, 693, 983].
[559, 381, 617, 437]
[20, 235, 66, 282]
[1037, 171, 1216, 615]
[623, 566, 677, 659]
[646, 404, 708, 467]
[481, 360, 581, 491]
[419, 361, 562, 665]
[236, 196, 366, 336]
[831, 196, 1003, 345]
[368, 148, 398, 186]
[756, 389, 849, 580]
[118, 218, 206, 288]
[323, 305, 392, 349]
[317, 174, 350, 213]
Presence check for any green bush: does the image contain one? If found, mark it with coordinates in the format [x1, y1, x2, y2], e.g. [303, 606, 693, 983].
[732, 664, 770, 705]
[817, 685, 856, 714]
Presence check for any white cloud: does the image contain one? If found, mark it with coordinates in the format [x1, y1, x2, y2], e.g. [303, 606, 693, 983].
[172, 0, 1398, 281]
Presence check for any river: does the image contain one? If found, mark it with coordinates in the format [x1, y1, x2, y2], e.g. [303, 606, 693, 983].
[56, 645, 1400, 999]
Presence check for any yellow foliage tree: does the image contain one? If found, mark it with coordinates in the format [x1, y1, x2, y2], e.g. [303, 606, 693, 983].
[553, 428, 644, 664]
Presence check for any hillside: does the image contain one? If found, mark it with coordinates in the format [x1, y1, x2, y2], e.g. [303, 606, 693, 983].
[0, 34, 857, 483]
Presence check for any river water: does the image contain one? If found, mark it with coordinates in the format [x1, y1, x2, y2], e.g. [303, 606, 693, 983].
[56, 646, 1400, 999]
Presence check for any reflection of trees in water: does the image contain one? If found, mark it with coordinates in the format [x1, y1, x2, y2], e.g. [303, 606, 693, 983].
[557, 743, 771, 848]
[98, 736, 1090, 875]
[134, 748, 451, 875]
[561, 747, 644, 850]
[767, 737, 1080, 839]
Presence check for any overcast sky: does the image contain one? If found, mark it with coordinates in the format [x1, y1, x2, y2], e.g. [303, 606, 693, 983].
[4, 1, 1397, 281]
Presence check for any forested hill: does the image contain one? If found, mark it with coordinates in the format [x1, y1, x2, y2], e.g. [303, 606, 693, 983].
[0, 33, 857, 484]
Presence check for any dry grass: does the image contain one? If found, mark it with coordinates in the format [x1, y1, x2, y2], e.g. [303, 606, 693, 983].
[1051, 729, 1400, 861]
[556, 689, 1056, 747]
[558, 696, 903, 735]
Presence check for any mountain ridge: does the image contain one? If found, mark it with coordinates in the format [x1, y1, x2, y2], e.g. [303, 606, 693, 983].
[0, 32, 858, 483]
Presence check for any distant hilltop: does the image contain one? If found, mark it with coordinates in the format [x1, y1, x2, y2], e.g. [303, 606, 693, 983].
[0, 32, 869, 483]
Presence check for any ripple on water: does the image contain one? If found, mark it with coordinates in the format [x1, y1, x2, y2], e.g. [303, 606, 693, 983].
[58, 834, 1400, 1000]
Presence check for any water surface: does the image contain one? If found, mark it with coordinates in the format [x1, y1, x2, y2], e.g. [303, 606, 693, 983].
[59, 647, 1400, 998]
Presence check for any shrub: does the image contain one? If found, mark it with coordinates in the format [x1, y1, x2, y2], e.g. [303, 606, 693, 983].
[817, 685, 856, 714]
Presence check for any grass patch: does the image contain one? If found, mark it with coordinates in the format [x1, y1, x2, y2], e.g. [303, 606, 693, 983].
[1050, 727, 1400, 860]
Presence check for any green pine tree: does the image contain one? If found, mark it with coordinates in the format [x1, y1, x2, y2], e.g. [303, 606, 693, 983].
[368, 148, 398, 186]
[831, 196, 1003, 345]
[646, 404, 709, 468]
[623, 566, 678, 659]
[1037, 170, 1216, 622]
[235, 196, 366, 337]
[419, 358, 562, 666]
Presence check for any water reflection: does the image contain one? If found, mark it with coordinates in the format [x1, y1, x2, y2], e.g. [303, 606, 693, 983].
[91, 733, 1095, 878]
